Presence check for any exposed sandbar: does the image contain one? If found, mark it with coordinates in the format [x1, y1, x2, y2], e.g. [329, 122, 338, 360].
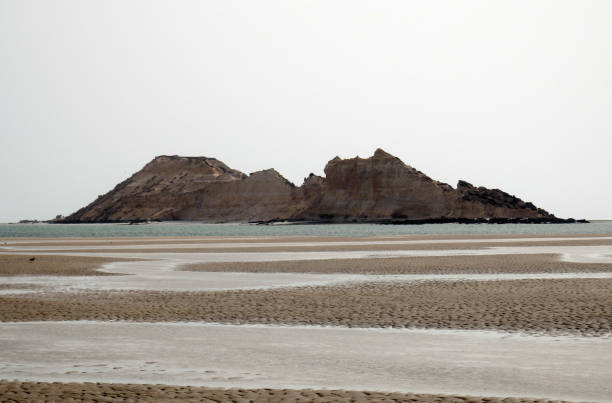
[6, 238, 612, 254]
[2, 278, 610, 336]
[0, 381, 588, 403]
[0, 255, 134, 276]
[183, 253, 612, 274]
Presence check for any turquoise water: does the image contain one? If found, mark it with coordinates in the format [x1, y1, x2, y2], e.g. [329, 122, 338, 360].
[1, 221, 611, 238]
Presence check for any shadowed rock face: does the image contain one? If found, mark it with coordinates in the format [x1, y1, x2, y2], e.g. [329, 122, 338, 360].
[63, 150, 559, 223]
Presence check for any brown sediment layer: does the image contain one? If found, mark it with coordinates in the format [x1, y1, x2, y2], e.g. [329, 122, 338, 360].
[2, 279, 610, 336]
[12, 238, 612, 254]
[0, 283, 41, 290]
[184, 253, 612, 274]
[0, 255, 135, 276]
[0, 381, 583, 403]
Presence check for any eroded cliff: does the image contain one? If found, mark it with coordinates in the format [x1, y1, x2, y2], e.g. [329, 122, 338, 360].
[63, 149, 565, 223]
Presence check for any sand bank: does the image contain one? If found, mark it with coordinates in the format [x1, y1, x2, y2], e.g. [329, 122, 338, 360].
[0, 381, 589, 403]
[4, 237, 612, 254]
[1, 260, 611, 294]
[0, 322, 609, 402]
[2, 241, 612, 294]
[0, 255, 133, 276]
[2, 279, 610, 335]
[4, 243, 612, 266]
[184, 253, 612, 274]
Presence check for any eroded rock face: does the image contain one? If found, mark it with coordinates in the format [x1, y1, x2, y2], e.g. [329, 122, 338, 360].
[63, 150, 559, 223]
[65, 156, 299, 223]
[179, 169, 301, 222]
[296, 149, 457, 220]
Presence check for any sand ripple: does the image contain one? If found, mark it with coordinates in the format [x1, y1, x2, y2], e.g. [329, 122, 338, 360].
[1, 278, 610, 336]
[0, 381, 590, 403]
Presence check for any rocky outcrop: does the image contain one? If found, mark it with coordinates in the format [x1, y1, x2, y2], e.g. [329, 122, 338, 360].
[63, 149, 572, 224]
[296, 149, 457, 221]
[292, 149, 560, 222]
[65, 155, 301, 223]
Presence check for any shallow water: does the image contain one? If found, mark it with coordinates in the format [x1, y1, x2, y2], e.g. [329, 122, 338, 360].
[2, 221, 612, 238]
[0, 321, 609, 402]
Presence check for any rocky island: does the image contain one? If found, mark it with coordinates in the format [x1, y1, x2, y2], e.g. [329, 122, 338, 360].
[61, 149, 579, 224]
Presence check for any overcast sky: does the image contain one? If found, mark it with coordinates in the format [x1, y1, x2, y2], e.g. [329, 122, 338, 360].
[1, 1, 611, 222]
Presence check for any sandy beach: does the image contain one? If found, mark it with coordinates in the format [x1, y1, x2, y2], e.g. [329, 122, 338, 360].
[1, 234, 611, 402]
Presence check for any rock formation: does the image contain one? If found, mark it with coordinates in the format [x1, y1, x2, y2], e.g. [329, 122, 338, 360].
[62, 149, 573, 224]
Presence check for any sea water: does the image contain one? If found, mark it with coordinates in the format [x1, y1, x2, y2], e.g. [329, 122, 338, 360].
[1, 221, 611, 238]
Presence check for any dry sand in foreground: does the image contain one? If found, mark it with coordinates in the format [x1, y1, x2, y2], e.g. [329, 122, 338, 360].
[184, 253, 612, 274]
[0, 255, 134, 276]
[0, 381, 584, 403]
[2, 278, 609, 336]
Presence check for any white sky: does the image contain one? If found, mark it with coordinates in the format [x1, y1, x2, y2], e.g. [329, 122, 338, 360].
[1, 1, 611, 222]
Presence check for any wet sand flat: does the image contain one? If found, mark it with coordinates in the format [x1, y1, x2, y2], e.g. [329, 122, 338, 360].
[0, 322, 609, 402]
[0, 381, 589, 403]
[4, 245, 612, 270]
[0, 255, 133, 276]
[184, 253, 612, 274]
[7, 238, 612, 254]
[2, 278, 610, 335]
[2, 241, 611, 294]
[6, 255, 610, 294]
